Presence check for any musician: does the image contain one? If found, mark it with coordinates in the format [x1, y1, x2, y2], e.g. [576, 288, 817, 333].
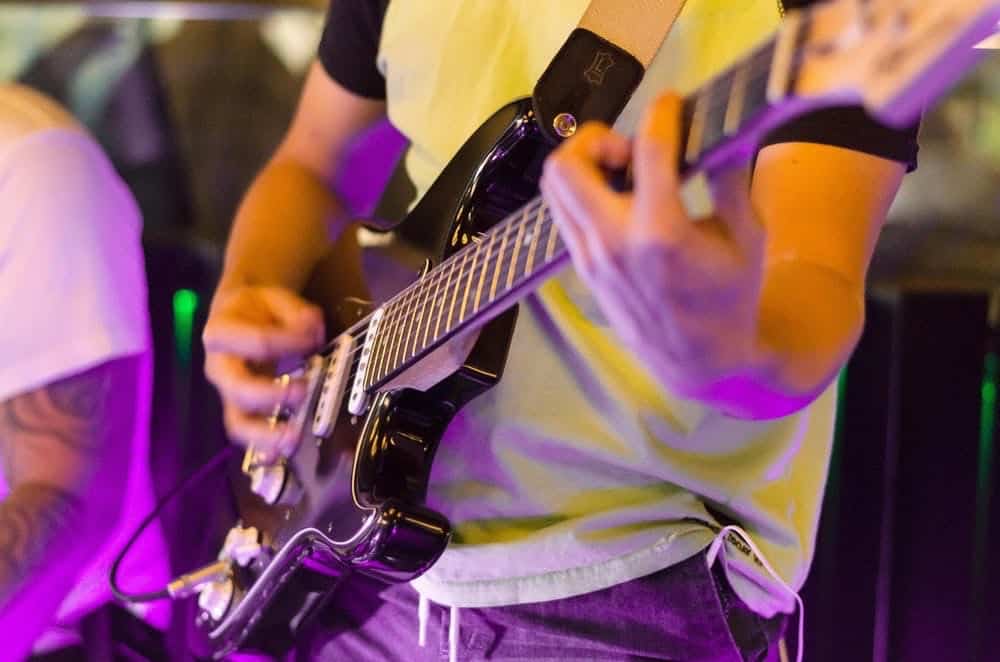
[0, 84, 168, 659]
[204, 0, 918, 659]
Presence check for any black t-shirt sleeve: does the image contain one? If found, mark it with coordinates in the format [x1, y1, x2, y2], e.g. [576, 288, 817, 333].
[765, 0, 920, 170]
[761, 106, 920, 171]
[317, 0, 390, 99]
[315, 0, 919, 169]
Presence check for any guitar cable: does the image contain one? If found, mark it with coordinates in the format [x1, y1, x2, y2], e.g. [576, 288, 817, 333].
[109, 444, 238, 604]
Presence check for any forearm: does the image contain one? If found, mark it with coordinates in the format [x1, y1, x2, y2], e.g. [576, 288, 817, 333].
[218, 157, 352, 296]
[0, 483, 97, 660]
[680, 261, 864, 420]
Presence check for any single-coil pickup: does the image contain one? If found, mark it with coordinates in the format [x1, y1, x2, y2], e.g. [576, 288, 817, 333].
[281, 356, 324, 446]
[348, 307, 384, 416]
[312, 336, 355, 438]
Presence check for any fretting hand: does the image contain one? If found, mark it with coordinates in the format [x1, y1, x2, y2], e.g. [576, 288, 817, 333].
[540, 93, 770, 404]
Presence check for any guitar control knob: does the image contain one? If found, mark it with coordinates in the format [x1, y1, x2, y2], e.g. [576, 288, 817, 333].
[248, 462, 286, 505]
[247, 462, 302, 507]
[221, 525, 262, 567]
[243, 447, 302, 506]
[197, 577, 235, 623]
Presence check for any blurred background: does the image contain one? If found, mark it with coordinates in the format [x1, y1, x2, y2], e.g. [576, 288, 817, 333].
[2, 1, 1000, 660]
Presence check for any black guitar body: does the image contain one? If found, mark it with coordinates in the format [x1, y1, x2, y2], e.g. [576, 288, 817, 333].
[195, 98, 551, 659]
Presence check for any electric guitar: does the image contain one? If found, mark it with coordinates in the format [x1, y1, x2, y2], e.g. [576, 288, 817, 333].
[189, 1, 1000, 657]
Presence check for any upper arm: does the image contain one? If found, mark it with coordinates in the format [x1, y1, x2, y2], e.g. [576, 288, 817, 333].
[274, 62, 387, 183]
[751, 140, 906, 289]
[0, 357, 138, 505]
[0, 128, 148, 504]
[276, 0, 389, 181]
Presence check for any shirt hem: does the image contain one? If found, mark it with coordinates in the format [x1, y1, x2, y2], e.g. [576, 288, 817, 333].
[410, 525, 716, 608]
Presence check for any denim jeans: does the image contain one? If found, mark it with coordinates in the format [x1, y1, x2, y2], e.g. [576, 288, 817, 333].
[295, 550, 787, 661]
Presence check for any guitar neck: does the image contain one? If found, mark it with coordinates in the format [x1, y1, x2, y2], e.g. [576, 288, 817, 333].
[361, 3, 933, 389]
[363, 200, 569, 388]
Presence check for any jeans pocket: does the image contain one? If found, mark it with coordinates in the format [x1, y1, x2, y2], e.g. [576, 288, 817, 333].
[708, 557, 785, 662]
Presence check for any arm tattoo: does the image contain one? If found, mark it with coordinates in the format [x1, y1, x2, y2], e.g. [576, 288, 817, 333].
[0, 364, 115, 600]
[0, 366, 112, 480]
[0, 484, 83, 602]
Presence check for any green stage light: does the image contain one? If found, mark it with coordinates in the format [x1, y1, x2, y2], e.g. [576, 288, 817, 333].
[173, 288, 200, 365]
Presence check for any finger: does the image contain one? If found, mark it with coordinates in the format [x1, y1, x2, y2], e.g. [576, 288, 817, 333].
[540, 176, 593, 273]
[257, 287, 326, 346]
[223, 404, 286, 452]
[561, 122, 632, 170]
[542, 123, 631, 227]
[206, 354, 308, 413]
[706, 162, 763, 248]
[633, 93, 689, 237]
[203, 317, 320, 361]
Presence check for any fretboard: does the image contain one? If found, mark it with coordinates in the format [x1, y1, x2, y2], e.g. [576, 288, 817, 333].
[364, 199, 566, 388]
[361, 23, 800, 389]
[679, 38, 780, 173]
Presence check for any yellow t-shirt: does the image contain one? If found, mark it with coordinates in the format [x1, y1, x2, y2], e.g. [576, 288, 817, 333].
[376, 0, 834, 617]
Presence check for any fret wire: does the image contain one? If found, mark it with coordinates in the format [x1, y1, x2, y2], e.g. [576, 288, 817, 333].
[404, 272, 426, 368]
[767, 11, 801, 103]
[524, 202, 545, 276]
[402, 273, 427, 369]
[684, 89, 709, 165]
[378, 299, 406, 384]
[490, 213, 513, 300]
[386, 279, 414, 379]
[435, 250, 458, 339]
[379, 205, 534, 354]
[399, 270, 433, 374]
[407, 272, 430, 362]
[421, 271, 440, 352]
[724, 60, 749, 135]
[419, 218, 555, 351]
[370, 299, 397, 385]
[365, 36, 788, 373]
[700, 72, 731, 157]
[374, 37, 774, 342]
[460, 238, 478, 323]
[473, 224, 495, 312]
[420, 269, 440, 352]
[372, 209, 567, 372]
[506, 210, 529, 290]
[363, 305, 384, 385]
[445, 248, 467, 331]
[544, 204, 559, 260]
[340, 38, 794, 384]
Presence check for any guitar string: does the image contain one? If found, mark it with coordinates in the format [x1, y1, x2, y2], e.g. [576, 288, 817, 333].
[341, 60, 770, 373]
[338, 40, 778, 348]
[338, 62, 777, 381]
[346, 199, 552, 370]
[358, 206, 563, 383]
[308, 42, 783, 391]
[347, 47, 780, 346]
[345, 39, 779, 343]
[345, 194, 548, 352]
[305, 205, 549, 416]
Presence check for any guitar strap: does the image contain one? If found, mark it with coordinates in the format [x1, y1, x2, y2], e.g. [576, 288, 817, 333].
[533, 0, 689, 143]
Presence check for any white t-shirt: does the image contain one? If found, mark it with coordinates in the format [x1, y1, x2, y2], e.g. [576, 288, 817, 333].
[0, 84, 169, 652]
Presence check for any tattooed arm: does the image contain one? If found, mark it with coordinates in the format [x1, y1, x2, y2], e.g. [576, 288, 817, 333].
[0, 355, 140, 659]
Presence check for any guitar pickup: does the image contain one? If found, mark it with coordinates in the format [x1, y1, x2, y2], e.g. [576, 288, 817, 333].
[312, 335, 355, 438]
